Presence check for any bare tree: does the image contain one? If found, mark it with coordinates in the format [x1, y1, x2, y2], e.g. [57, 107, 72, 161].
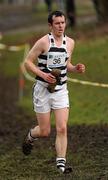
[92, 0, 108, 22]
[44, 0, 52, 13]
[65, 0, 76, 27]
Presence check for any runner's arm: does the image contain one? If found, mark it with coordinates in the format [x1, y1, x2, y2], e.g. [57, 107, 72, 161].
[67, 38, 85, 73]
[24, 38, 56, 83]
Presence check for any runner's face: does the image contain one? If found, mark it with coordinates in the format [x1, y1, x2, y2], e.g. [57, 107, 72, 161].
[50, 15, 66, 36]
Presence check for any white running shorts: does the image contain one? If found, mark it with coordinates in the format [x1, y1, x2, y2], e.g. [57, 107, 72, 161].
[32, 81, 69, 113]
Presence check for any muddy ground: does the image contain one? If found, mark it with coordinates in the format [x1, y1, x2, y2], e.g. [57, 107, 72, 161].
[0, 70, 108, 179]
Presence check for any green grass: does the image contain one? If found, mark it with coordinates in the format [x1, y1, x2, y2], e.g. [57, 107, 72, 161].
[72, 37, 108, 83]
[0, 50, 24, 77]
[68, 83, 108, 125]
[68, 36, 108, 124]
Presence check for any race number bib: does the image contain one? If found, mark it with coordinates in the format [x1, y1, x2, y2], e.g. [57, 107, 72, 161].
[47, 52, 66, 68]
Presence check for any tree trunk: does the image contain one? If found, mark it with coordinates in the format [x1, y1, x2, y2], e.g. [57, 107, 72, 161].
[66, 0, 76, 27]
[92, 0, 108, 22]
[99, 0, 108, 22]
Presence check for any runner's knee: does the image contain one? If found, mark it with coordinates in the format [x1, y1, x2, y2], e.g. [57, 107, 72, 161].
[56, 125, 67, 135]
[40, 128, 51, 137]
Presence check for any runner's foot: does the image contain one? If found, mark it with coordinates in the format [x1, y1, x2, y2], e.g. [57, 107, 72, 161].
[63, 166, 73, 174]
[22, 132, 34, 155]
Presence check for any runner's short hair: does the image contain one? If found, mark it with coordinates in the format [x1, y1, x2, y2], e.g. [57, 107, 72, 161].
[48, 10, 66, 25]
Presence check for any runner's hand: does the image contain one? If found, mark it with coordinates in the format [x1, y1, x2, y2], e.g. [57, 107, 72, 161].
[76, 63, 85, 73]
[43, 73, 56, 83]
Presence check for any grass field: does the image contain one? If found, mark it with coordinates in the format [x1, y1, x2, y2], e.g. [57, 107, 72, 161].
[0, 4, 108, 179]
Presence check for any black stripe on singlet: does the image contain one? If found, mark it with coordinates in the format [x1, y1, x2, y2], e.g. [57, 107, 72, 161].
[58, 66, 66, 70]
[38, 54, 47, 60]
[49, 65, 66, 71]
[36, 76, 47, 82]
[36, 68, 51, 81]
[49, 47, 66, 52]
[38, 63, 46, 68]
[63, 40, 66, 44]
[51, 38, 54, 43]
[35, 76, 46, 83]
[60, 73, 66, 78]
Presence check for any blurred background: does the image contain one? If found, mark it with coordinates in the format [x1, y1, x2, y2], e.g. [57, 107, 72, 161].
[0, 0, 108, 32]
[0, 0, 108, 180]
